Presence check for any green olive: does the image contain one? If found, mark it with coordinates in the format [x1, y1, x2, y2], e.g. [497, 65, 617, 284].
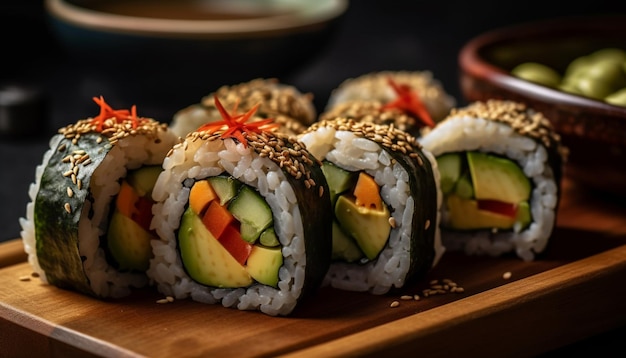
[583, 59, 626, 89]
[511, 62, 561, 88]
[588, 48, 626, 64]
[564, 55, 591, 79]
[574, 77, 615, 99]
[605, 88, 626, 107]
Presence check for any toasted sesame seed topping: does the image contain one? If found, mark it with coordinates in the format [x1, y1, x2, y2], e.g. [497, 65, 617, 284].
[185, 129, 319, 186]
[306, 117, 423, 160]
[64, 202, 71, 214]
[447, 100, 568, 161]
[200, 78, 315, 134]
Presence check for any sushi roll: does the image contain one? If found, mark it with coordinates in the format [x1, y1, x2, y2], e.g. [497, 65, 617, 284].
[319, 100, 428, 138]
[19, 96, 178, 298]
[169, 78, 316, 138]
[419, 100, 568, 261]
[298, 117, 444, 295]
[325, 70, 456, 131]
[148, 96, 332, 316]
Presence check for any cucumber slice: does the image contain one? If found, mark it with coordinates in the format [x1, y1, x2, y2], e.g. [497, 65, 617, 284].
[228, 185, 273, 243]
[321, 161, 357, 205]
[208, 175, 241, 206]
[126, 165, 162, 197]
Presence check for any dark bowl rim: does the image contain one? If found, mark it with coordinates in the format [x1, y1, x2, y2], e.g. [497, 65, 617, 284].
[458, 14, 626, 120]
[44, 0, 350, 40]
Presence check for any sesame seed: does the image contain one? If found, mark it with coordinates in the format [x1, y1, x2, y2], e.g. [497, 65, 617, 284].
[390, 301, 400, 308]
[400, 295, 413, 300]
[19, 275, 31, 281]
[503, 271, 512, 280]
[388, 217, 397, 228]
[64, 203, 71, 214]
[67, 187, 73, 198]
[424, 219, 431, 230]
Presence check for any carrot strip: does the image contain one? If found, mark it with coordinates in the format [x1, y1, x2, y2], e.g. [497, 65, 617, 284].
[353, 172, 383, 210]
[202, 200, 235, 239]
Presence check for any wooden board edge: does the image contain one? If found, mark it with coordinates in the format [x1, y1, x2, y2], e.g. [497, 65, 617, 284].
[278, 244, 626, 357]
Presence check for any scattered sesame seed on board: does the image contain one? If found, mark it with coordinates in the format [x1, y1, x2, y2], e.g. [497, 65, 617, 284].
[19, 275, 31, 282]
[390, 301, 400, 308]
[393, 278, 464, 306]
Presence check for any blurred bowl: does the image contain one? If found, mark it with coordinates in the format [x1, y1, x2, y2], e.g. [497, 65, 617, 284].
[44, 0, 348, 117]
[459, 15, 626, 197]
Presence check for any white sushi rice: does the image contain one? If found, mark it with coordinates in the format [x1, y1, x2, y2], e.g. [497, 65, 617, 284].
[419, 115, 559, 261]
[148, 137, 307, 316]
[299, 127, 444, 295]
[20, 131, 176, 298]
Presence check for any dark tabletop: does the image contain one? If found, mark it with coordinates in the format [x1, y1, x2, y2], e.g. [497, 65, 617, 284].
[2, 1, 626, 355]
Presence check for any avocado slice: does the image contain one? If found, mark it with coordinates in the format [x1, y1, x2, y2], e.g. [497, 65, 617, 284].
[445, 194, 532, 230]
[246, 245, 283, 287]
[436, 153, 462, 194]
[126, 165, 162, 197]
[106, 209, 154, 271]
[178, 207, 253, 288]
[331, 220, 364, 263]
[321, 161, 358, 206]
[334, 195, 391, 260]
[228, 185, 273, 243]
[467, 152, 531, 203]
[207, 175, 241, 206]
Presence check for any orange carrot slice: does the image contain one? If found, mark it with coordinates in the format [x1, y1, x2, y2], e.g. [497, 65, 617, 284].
[189, 180, 217, 216]
[354, 172, 383, 210]
[202, 200, 235, 239]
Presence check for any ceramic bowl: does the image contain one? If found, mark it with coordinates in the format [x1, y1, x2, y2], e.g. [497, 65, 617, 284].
[44, 0, 348, 116]
[458, 15, 626, 197]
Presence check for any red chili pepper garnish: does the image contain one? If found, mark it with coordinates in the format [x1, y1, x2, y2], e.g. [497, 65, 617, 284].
[382, 77, 436, 128]
[91, 96, 145, 131]
[197, 95, 279, 147]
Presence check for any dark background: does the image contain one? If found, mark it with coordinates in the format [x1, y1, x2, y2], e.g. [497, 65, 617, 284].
[2, 1, 626, 355]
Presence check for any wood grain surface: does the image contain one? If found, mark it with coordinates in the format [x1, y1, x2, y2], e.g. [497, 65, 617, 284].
[1, 176, 625, 357]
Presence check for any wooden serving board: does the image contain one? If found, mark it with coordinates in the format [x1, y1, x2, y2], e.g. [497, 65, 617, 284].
[2, 175, 626, 357]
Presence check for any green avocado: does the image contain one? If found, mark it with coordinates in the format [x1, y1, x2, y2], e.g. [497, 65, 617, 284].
[467, 152, 531, 203]
[246, 245, 283, 287]
[107, 209, 154, 271]
[436, 153, 462, 194]
[228, 185, 273, 243]
[178, 207, 253, 288]
[445, 195, 532, 230]
[331, 220, 364, 263]
[334, 195, 391, 261]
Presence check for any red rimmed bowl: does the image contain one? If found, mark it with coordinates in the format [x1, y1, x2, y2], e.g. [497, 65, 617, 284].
[459, 15, 626, 197]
